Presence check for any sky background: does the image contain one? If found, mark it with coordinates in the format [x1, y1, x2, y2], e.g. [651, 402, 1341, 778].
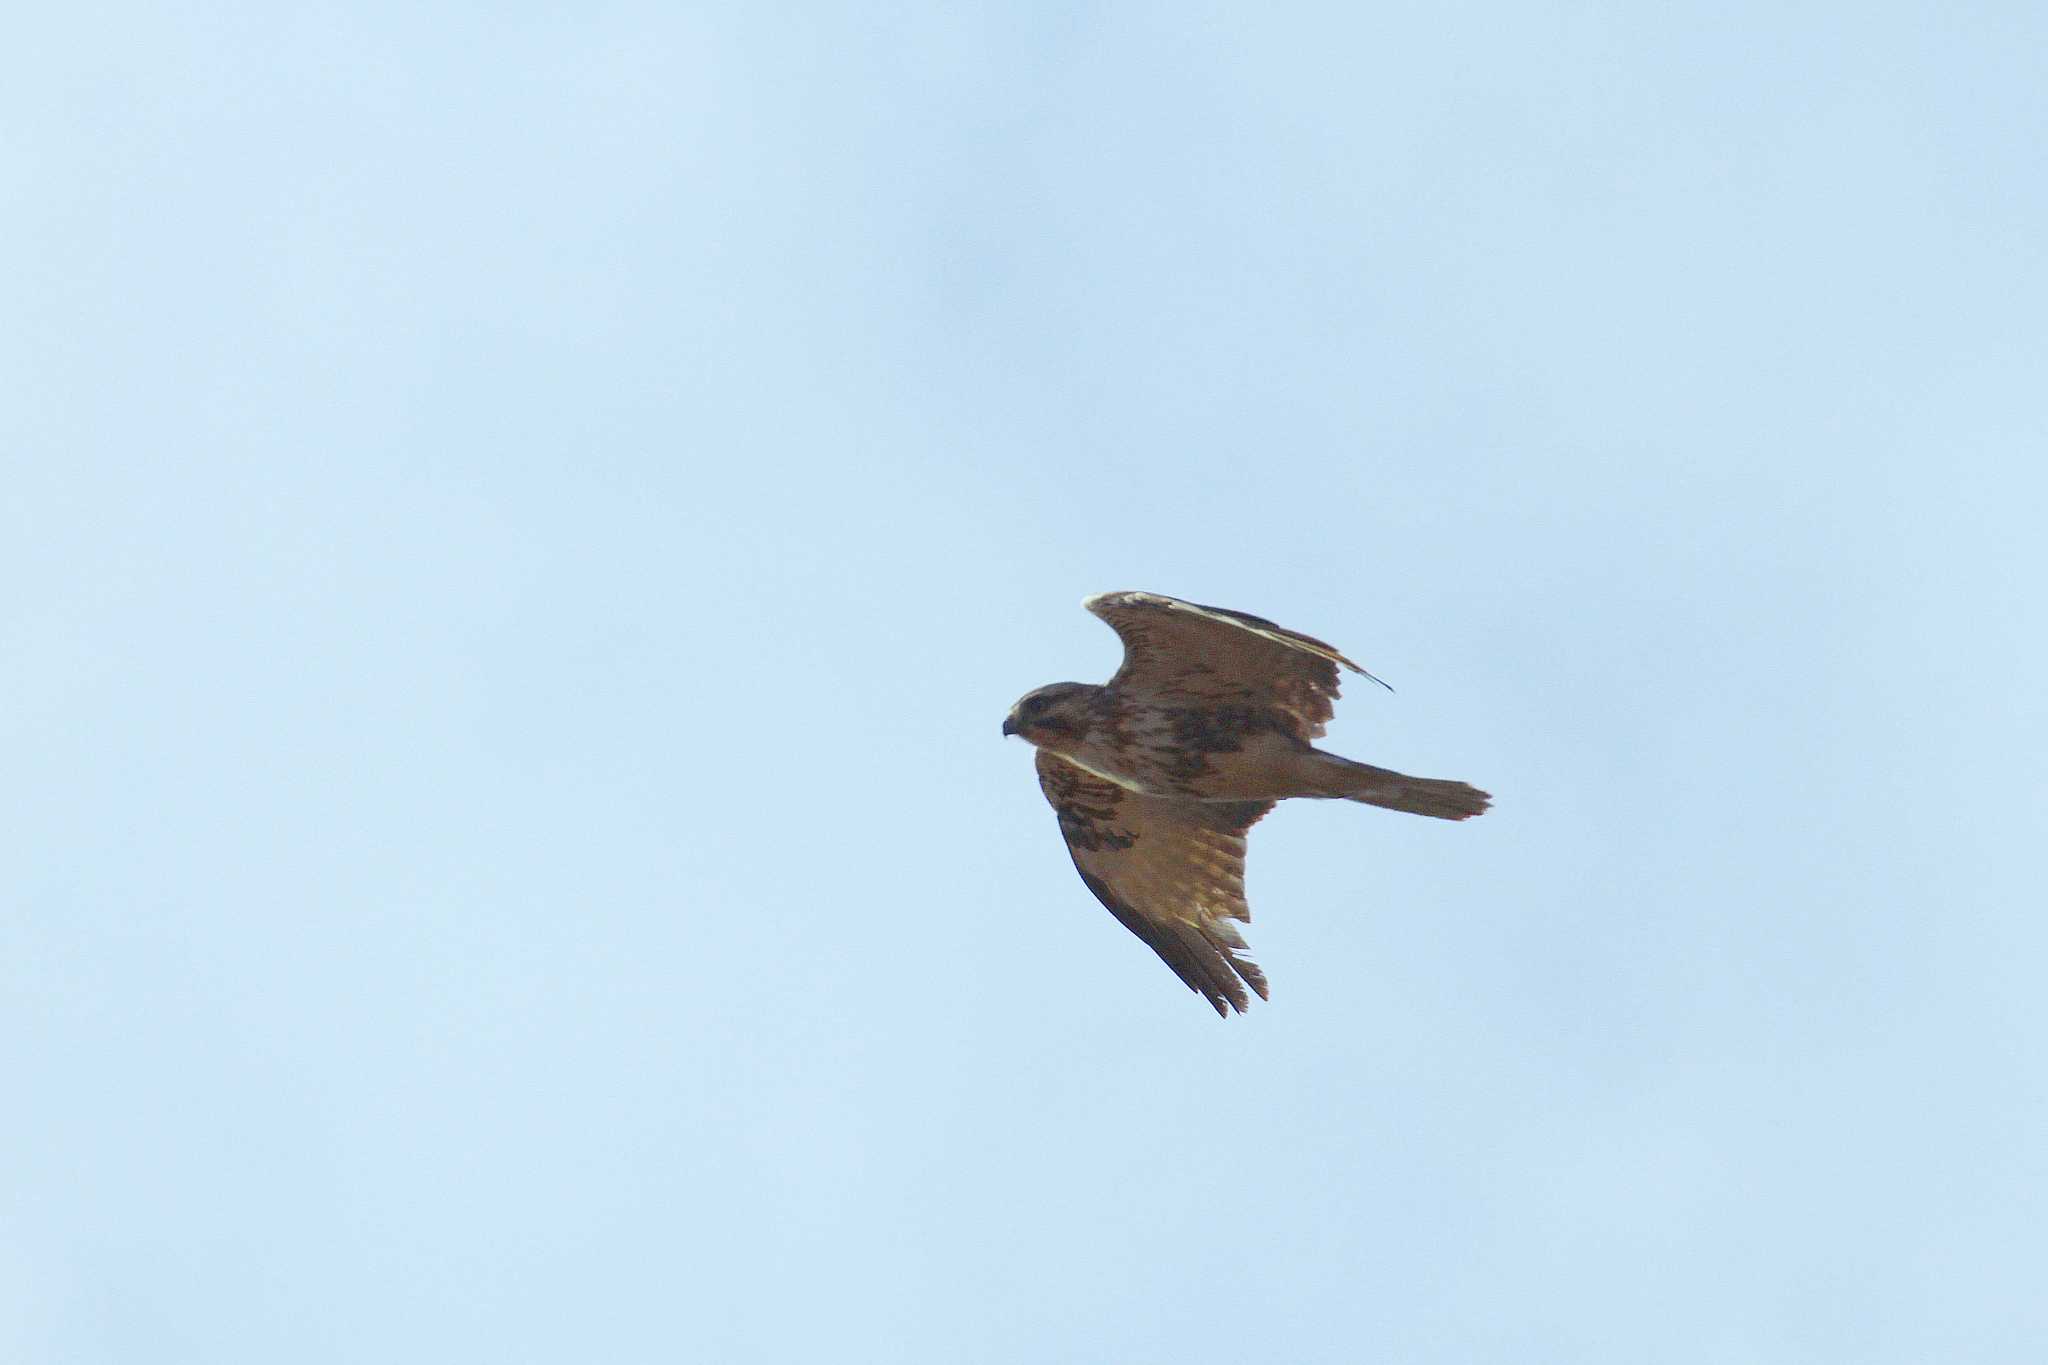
[5, 3, 2045, 1361]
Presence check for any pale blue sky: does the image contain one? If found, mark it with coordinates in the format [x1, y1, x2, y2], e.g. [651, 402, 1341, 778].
[6, 3, 2045, 1361]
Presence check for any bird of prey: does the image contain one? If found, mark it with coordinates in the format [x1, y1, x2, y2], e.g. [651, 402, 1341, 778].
[1003, 591, 1490, 1016]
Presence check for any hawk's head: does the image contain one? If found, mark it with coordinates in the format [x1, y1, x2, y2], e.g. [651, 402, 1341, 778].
[1002, 682, 1099, 747]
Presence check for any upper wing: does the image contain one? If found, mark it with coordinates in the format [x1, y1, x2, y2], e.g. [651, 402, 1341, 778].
[1036, 749, 1275, 1016]
[1085, 590, 1385, 741]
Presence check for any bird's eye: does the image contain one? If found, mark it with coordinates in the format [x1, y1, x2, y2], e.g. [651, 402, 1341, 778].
[1023, 696, 1048, 714]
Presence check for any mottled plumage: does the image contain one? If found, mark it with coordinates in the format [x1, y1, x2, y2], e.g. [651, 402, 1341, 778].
[1005, 591, 1490, 1016]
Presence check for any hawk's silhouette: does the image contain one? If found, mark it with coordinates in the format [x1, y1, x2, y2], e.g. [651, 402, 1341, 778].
[1004, 592, 1490, 1015]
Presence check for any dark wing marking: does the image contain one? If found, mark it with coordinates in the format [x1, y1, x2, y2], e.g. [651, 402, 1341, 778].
[1084, 591, 1386, 742]
[1035, 750, 1275, 1016]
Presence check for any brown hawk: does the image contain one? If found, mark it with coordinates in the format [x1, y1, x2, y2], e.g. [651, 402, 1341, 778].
[1003, 592, 1491, 1016]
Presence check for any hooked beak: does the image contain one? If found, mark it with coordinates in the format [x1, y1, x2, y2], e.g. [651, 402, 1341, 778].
[1001, 715, 1020, 738]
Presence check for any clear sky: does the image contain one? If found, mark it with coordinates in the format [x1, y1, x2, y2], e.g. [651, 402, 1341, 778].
[6, 3, 2044, 1361]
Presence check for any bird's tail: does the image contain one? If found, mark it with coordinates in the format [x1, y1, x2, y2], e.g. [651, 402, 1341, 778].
[1298, 752, 1492, 821]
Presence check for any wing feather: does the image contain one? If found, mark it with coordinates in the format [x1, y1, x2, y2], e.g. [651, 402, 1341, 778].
[1036, 750, 1274, 1016]
[1084, 590, 1384, 741]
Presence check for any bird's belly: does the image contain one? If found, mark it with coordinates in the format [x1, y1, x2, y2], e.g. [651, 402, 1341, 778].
[1067, 721, 1306, 800]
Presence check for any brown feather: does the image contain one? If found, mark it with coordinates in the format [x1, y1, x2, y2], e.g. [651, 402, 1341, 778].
[1085, 591, 1378, 741]
[1035, 750, 1273, 1016]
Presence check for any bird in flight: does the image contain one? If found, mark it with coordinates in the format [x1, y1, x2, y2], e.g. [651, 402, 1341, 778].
[1003, 592, 1490, 1016]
